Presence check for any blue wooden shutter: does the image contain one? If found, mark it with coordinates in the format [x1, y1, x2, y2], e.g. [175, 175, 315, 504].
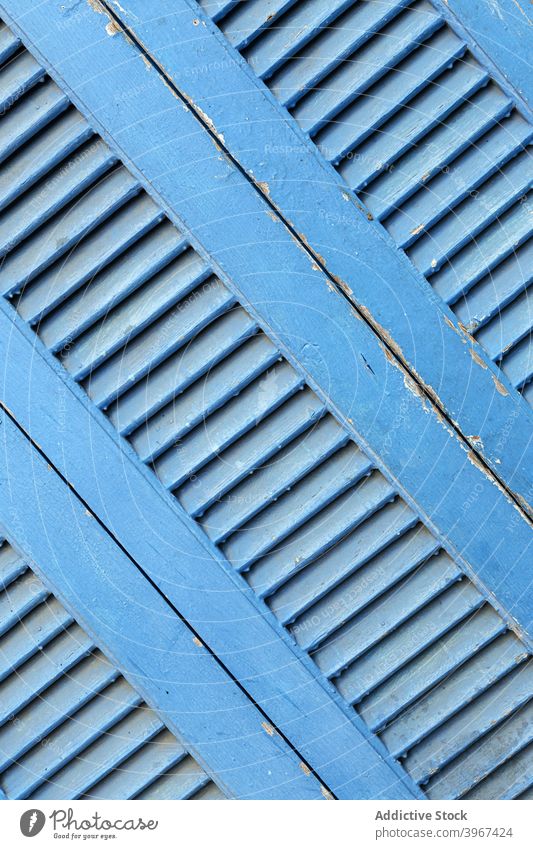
[0, 539, 225, 801]
[199, 0, 533, 404]
[0, 0, 531, 800]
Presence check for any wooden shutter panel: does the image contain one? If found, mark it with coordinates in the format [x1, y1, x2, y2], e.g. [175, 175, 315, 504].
[0, 542, 224, 801]
[0, 0, 531, 800]
[198, 0, 533, 402]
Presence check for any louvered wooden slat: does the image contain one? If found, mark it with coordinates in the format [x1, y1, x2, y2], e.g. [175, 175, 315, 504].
[0, 569, 48, 636]
[476, 288, 532, 363]
[316, 25, 467, 165]
[289, 522, 439, 652]
[0, 651, 121, 772]
[0, 77, 69, 164]
[248, 472, 397, 597]
[357, 603, 506, 730]
[386, 112, 533, 249]
[381, 631, 528, 757]
[130, 332, 280, 464]
[0, 597, 73, 683]
[269, 0, 412, 109]
[18, 195, 165, 329]
[226, 444, 374, 573]
[79, 271, 227, 406]
[0, 139, 117, 258]
[431, 196, 532, 305]
[0, 537, 223, 800]
[82, 729, 187, 800]
[199, 0, 241, 24]
[292, 1, 442, 137]
[464, 741, 533, 800]
[0, 625, 95, 725]
[202, 413, 348, 543]
[454, 239, 533, 331]
[242, 0, 355, 80]
[39, 219, 186, 352]
[1, 678, 140, 800]
[1, 10, 531, 801]
[217, 0, 298, 50]
[0, 542, 26, 590]
[219, 435, 363, 557]
[192, 781, 226, 800]
[408, 152, 532, 277]
[0, 49, 44, 113]
[154, 361, 304, 489]
[109, 307, 258, 436]
[0, 108, 93, 212]
[270, 504, 424, 625]
[337, 580, 486, 709]
[339, 55, 489, 192]
[364, 84, 513, 221]
[313, 552, 462, 677]
[31, 709, 165, 800]
[403, 662, 533, 784]
[136, 755, 213, 800]
[202, 0, 533, 411]
[425, 701, 533, 799]
[500, 333, 533, 390]
[2, 166, 140, 297]
[0, 20, 20, 64]
[178, 387, 325, 516]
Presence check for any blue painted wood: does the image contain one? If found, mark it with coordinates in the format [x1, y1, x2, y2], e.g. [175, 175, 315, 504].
[55, 0, 533, 515]
[425, 700, 533, 799]
[0, 409, 327, 801]
[1, 166, 140, 297]
[0, 48, 43, 112]
[339, 56, 491, 192]
[269, 0, 413, 109]
[1, 0, 532, 801]
[315, 24, 468, 164]
[1, 0, 530, 639]
[0, 303, 421, 801]
[0, 109, 93, 212]
[0, 597, 73, 682]
[431, 0, 533, 111]
[381, 631, 528, 756]
[357, 604, 507, 729]
[403, 662, 533, 785]
[0, 77, 68, 164]
[289, 1, 442, 135]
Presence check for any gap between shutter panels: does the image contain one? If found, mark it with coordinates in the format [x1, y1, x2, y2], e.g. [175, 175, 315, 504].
[0, 537, 225, 801]
[199, 0, 533, 408]
[0, 20, 531, 801]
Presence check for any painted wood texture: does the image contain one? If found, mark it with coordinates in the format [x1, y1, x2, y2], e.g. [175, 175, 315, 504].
[0, 539, 225, 801]
[0, 409, 329, 800]
[432, 0, 533, 109]
[0, 302, 422, 801]
[0, 0, 530, 634]
[90, 0, 533, 512]
[0, 0, 531, 800]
